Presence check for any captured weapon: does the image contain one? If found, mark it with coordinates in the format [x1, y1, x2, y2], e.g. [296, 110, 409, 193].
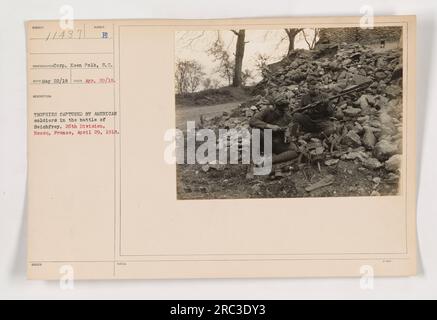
[266, 81, 371, 144]
[291, 80, 372, 115]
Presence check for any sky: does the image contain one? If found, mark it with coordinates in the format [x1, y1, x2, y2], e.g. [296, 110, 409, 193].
[175, 29, 317, 88]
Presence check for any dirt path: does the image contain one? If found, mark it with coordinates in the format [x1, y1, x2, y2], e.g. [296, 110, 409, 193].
[175, 101, 242, 130]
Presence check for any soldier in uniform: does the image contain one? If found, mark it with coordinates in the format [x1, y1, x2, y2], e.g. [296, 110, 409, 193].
[292, 84, 336, 136]
[249, 96, 298, 161]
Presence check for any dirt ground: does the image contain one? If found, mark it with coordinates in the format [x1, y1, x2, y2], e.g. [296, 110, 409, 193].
[176, 86, 251, 107]
[175, 101, 241, 130]
[177, 158, 399, 200]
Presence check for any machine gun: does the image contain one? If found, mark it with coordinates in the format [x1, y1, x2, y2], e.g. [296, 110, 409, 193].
[290, 80, 372, 115]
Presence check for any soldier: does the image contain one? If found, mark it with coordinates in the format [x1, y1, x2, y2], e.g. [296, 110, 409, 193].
[292, 84, 336, 136]
[249, 96, 298, 161]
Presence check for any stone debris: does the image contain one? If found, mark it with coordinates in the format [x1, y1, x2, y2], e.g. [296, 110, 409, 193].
[325, 159, 340, 166]
[362, 127, 376, 150]
[385, 85, 402, 99]
[386, 172, 400, 184]
[200, 43, 402, 187]
[341, 150, 368, 162]
[343, 130, 362, 147]
[385, 154, 401, 172]
[305, 174, 335, 192]
[372, 177, 382, 184]
[357, 115, 370, 124]
[374, 139, 399, 161]
[362, 158, 383, 170]
[344, 106, 362, 117]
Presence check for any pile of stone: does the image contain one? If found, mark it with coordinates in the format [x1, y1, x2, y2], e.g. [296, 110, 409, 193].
[203, 42, 403, 178]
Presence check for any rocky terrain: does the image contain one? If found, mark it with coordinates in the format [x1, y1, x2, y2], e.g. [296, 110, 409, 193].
[177, 43, 403, 199]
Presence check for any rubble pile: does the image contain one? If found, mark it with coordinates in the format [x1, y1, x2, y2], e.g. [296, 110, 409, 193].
[203, 43, 403, 183]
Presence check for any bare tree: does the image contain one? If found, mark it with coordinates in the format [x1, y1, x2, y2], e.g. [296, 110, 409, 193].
[255, 54, 271, 73]
[241, 69, 253, 86]
[208, 30, 247, 87]
[207, 35, 234, 86]
[176, 31, 207, 49]
[301, 28, 320, 50]
[175, 59, 205, 94]
[231, 29, 246, 87]
[284, 28, 303, 54]
[202, 78, 212, 90]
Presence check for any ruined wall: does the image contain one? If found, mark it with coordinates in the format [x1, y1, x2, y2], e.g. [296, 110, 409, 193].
[317, 27, 402, 46]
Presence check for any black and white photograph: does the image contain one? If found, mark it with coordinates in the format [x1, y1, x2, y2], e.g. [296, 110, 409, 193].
[4, 0, 437, 301]
[175, 26, 404, 199]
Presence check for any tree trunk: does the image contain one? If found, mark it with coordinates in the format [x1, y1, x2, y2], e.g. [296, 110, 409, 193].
[288, 36, 295, 52]
[232, 30, 245, 87]
[285, 28, 302, 55]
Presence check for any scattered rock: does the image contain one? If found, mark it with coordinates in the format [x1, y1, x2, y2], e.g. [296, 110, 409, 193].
[341, 151, 368, 162]
[372, 177, 381, 185]
[344, 106, 362, 117]
[209, 163, 226, 171]
[353, 122, 364, 134]
[374, 139, 398, 161]
[325, 159, 339, 166]
[385, 85, 402, 99]
[274, 171, 287, 178]
[343, 130, 362, 147]
[357, 115, 370, 124]
[335, 109, 344, 119]
[310, 146, 325, 156]
[362, 158, 383, 170]
[357, 95, 370, 113]
[386, 172, 400, 184]
[375, 71, 386, 80]
[385, 154, 401, 172]
[362, 127, 376, 150]
[305, 174, 335, 192]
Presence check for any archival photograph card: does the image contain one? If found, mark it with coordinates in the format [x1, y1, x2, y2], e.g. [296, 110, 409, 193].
[26, 16, 417, 280]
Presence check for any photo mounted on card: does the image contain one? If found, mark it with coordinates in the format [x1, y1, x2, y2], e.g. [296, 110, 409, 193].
[174, 27, 404, 199]
[26, 16, 417, 280]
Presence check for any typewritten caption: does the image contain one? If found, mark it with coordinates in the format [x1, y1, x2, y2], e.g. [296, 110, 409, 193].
[32, 111, 119, 136]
